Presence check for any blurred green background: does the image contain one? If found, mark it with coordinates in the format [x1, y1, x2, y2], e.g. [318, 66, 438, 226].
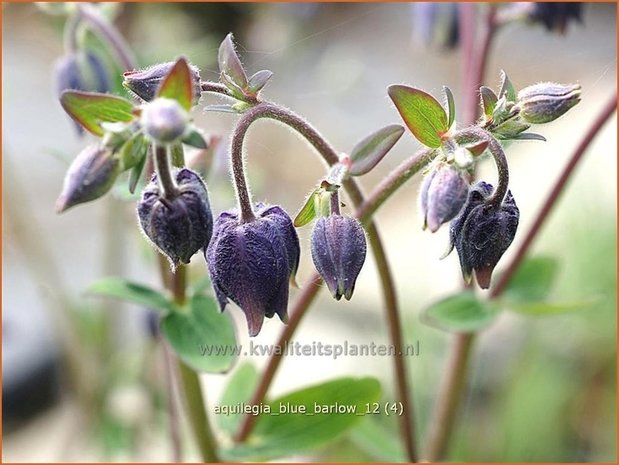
[2, 2, 616, 462]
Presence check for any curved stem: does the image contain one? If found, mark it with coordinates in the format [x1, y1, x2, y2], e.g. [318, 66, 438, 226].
[455, 127, 509, 208]
[232, 101, 418, 461]
[153, 145, 179, 199]
[201, 81, 234, 98]
[77, 3, 137, 71]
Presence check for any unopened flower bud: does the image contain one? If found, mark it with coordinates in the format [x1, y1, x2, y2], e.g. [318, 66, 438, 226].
[206, 204, 300, 337]
[123, 61, 201, 103]
[137, 168, 213, 269]
[311, 215, 367, 301]
[56, 144, 121, 213]
[140, 98, 189, 144]
[449, 181, 519, 289]
[420, 164, 469, 233]
[518, 82, 581, 124]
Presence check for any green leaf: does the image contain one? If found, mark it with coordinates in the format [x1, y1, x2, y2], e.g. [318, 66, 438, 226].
[509, 298, 601, 316]
[217, 363, 259, 437]
[502, 256, 558, 304]
[480, 86, 498, 119]
[161, 295, 237, 373]
[492, 118, 530, 139]
[190, 274, 212, 296]
[511, 132, 547, 142]
[86, 277, 174, 312]
[349, 124, 404, 176]
[223, 377, 381, 461]
[443, 86, 456, 129]
[248, 69, 273, 94]
[422, 291, 500, 333]
[204, 104, 239, 114]
[293, 189, 319, 227]
[128, 148, 148, 194]
[119, 131, 147, 170]
[498, 70, 517, 102]
[60, 91, 135, 136]
[218, 33, 248, 89]
[182, 128, 208, 149]
[388, 85, 448, 148]
[156, 57, 193, 111]
[349, 416, 406, 462]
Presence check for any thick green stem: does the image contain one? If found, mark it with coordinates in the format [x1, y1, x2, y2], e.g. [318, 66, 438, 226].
[231, 101, 418, 461]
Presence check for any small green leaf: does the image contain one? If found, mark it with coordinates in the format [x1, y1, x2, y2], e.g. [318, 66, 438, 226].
[248, 70, 273, 94]
[480, 86, 498, 119]
[223, 377, 381, 461]
[128, 148, 148, 194]
[492, 118, 530, 139]
[349, 417, 406, 462]
[511, 132, 547, 142]
[60, 91, 135, 136]
[388, 85, 448, 148]
[220, 71, 248, 100]
[205, 104, 238, 114]
[502, 256, 558, 304]
[509, 298, 601, 316]
[443, 86, 456, 129]
[86, 277, 174, 312]
[119, 131, 147, 170]
[498, 70, 517, 102]
[422, 291, 500, 333]
[218, 33, 248, 89]
[349, 124, 404, 176]
[182, 129, 208, 149]
[293, 189, 319, 227]
[156, 57, 193, 111]
[217, 363, 259, 437]
[161, 295, 237, 373]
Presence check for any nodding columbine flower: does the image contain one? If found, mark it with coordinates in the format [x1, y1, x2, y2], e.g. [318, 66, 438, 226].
[448, 181, 519, 289]
[420, 163, 469, 233]
[517, 82, 581, 124]
[56, 144, 121, 213]
[529, 2, 583, 34]
[140, 98, 190, 144]
[123, 61, 202, 104]
[137, 168, 213, 270]
[311, 215, 367, 301]
[206, 204, 300, 337]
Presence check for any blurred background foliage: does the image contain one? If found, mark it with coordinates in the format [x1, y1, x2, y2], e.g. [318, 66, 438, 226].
[3, 2, 616, 462]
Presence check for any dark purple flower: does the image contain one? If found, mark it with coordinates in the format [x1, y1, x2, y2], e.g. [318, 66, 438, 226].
[123, 61, 201, 103]
[448, 181, 519, 289]
[56, 144, 121, 213]
[138, 168, 213, 270]
[311, 215, 367, 301]
[420, 164, 469, 233]
[206, 204, 300, 337]
[530, 3, 583, 34]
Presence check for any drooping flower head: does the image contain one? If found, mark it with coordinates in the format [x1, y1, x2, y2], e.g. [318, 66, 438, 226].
[419, 163, 469, 233]
[311, 214, 367, 301]
[138, 168, 213, 270]
[448, 181, 519, 289]
[206, 204, 300, 337]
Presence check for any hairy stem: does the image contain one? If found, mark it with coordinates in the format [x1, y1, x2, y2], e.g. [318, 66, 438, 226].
[232, 101, 418, 461]
[330, 189, 341, 215]
[153, 145, 179, 199]
[77, 3, 137, 71]
[201, 81, 235, 97]
[230, 115, 257, 223]
[455, 127, 509, 208]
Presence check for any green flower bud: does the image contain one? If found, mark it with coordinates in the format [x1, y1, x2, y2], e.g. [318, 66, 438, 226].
[56, 144, 121, 213]
[140, 98, 189, 144]
[518, 82, 581, 124]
